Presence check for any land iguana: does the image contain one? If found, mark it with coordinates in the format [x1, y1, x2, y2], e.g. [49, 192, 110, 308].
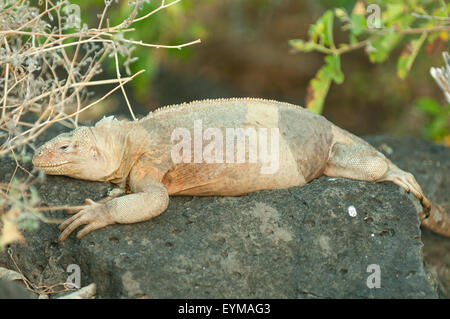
[32, 98, 450, 241]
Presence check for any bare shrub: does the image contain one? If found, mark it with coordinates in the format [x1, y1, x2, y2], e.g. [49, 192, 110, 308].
[0, 0, 200, 247]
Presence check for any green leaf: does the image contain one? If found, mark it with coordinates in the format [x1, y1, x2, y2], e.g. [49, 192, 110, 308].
[383, 3, 404, 24]
[368, 29, 402, 63]
[397, 33, 427, 79]
[416, 97, 442, 115]
[306, 54, 344, 114]
[425, 116, 447, 140]
[308, 10, 334, 47]
[324, 54, 344, 84]
[306, 66, 332, 114]
[335, 8, 346, 19]
[416, 98, 450, 141]
[367, 8, 414, 64]
[349, 13, 366, 36]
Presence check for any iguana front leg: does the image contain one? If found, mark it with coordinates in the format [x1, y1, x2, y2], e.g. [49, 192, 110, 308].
[58, 166, 169, 242]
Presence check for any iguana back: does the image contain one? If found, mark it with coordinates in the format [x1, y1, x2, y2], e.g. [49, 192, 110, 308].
[32, 98, 450, 240]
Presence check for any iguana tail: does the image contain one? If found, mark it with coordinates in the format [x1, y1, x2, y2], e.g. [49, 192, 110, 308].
[420, 203, 450, 237]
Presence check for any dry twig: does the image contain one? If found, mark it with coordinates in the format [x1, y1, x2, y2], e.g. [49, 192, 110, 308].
[0, 0, 200, 248]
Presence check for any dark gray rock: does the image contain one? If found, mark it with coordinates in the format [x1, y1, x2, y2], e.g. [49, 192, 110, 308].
[0, 280, 34, 299]
[364, 135, 450, 298]
[0, 126, 448, 298]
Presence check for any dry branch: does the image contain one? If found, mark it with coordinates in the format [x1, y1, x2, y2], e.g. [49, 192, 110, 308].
[0, 0, 201, 248]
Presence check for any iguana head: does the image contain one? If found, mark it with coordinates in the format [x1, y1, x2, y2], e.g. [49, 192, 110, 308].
[32, 125, 119, 181]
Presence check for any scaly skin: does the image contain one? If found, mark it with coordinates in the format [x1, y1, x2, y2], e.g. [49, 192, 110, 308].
[32, 98, 449, 241]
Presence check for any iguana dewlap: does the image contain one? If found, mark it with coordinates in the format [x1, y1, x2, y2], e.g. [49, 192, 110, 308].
[32, 98, 450, 241]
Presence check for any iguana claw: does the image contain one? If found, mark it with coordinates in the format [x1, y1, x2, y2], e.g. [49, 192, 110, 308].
[58, 199, 115, 242]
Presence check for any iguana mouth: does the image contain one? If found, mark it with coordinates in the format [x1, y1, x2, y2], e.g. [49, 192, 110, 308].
[35, 161, 69, 168]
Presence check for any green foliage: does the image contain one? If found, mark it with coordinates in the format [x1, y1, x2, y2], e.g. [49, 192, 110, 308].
[307, 54, 344, 114]
[367, 29, 403, 63]
[397, 33, 427, 79]
[348, 11, 366, 36]
[289, 0, 450, 123]
[309, 10, 335, 47]
[415, 97, 450, 141]
[69, 0, 204, 101]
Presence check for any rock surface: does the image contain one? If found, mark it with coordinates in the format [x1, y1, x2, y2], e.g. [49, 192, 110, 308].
[0, 280, 33, 299]
[365, 135, 450, 298]
[0, 125, 448, 298]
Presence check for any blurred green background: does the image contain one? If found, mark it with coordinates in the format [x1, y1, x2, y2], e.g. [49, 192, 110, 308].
[68, 0, 449, 143]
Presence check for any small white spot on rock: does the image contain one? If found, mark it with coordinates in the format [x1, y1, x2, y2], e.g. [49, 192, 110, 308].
[348, 205, 357, 217]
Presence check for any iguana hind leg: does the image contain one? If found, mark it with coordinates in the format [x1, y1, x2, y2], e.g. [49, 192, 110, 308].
[324, 142, 450, 237]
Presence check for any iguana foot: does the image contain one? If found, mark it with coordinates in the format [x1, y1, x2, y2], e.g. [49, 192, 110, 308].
[58, 199, 115, 242]
[378, 167, 450, 237]
[379, 167, 431, 217]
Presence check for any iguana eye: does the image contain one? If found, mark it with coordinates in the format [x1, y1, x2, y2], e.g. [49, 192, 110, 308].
[59, 145, 69, 151]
